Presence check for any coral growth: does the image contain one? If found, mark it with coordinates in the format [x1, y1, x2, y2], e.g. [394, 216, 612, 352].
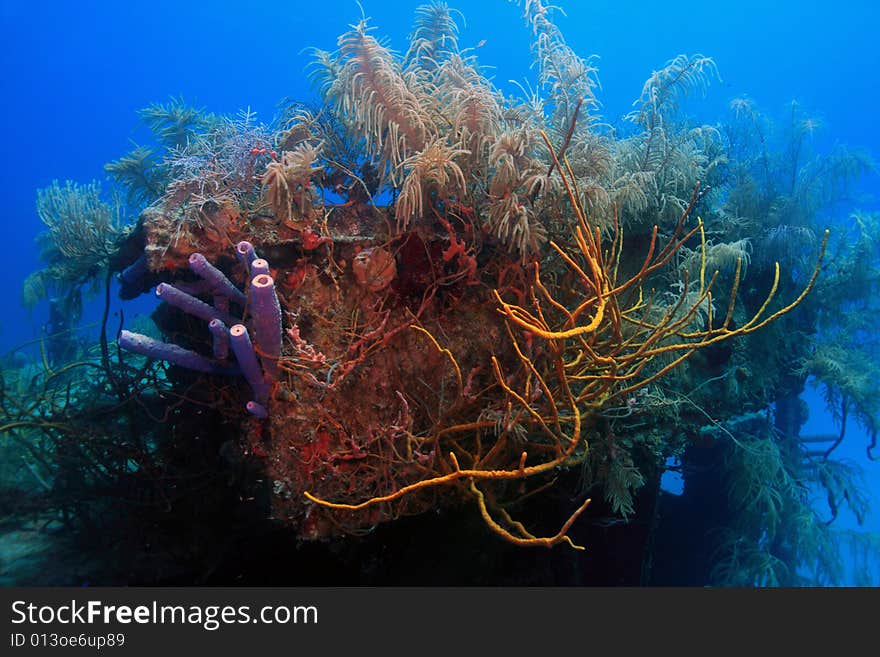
[8, 0, 879, 585]
[107, 1, 839, 549]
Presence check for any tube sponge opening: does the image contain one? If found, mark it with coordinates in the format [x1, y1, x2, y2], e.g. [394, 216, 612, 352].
[250, 258, 270, 278]
[235, 240, 257, 266]
[246, 400, 269, 419]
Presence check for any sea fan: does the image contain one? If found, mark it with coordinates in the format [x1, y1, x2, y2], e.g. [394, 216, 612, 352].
[36, 180, 122, 266]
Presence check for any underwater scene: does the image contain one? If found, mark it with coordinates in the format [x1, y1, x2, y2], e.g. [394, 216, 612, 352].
[1, 0, 878, 586]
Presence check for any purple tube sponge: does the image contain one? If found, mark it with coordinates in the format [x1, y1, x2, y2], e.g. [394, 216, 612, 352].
[123, 246, 283, 418]
[250, 258, 270, 278]
[235, 241, 257, 268]
[208, 318, 230, 360]
[119, 254, 148, 286]
[188, 252, 247, 307]
[118, 330, 232, 374]
[172, 279, 214, 297]
[214, 295, 230, 315]
[156, 283, 238, 326]
[246, 401, 268, 419]
[229, 324, 269, 403]
[250, 274, 282, 378]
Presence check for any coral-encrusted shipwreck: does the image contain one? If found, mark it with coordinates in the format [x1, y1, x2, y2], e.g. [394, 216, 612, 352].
[117, 175, 824, 549]
[113, 1, 826, 549]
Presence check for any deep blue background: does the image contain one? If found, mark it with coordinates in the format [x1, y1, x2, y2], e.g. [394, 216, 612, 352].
[2, 0, 878, 575]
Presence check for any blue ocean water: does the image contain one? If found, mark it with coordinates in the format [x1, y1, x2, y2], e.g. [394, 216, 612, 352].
[1, 0, 877, 583]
